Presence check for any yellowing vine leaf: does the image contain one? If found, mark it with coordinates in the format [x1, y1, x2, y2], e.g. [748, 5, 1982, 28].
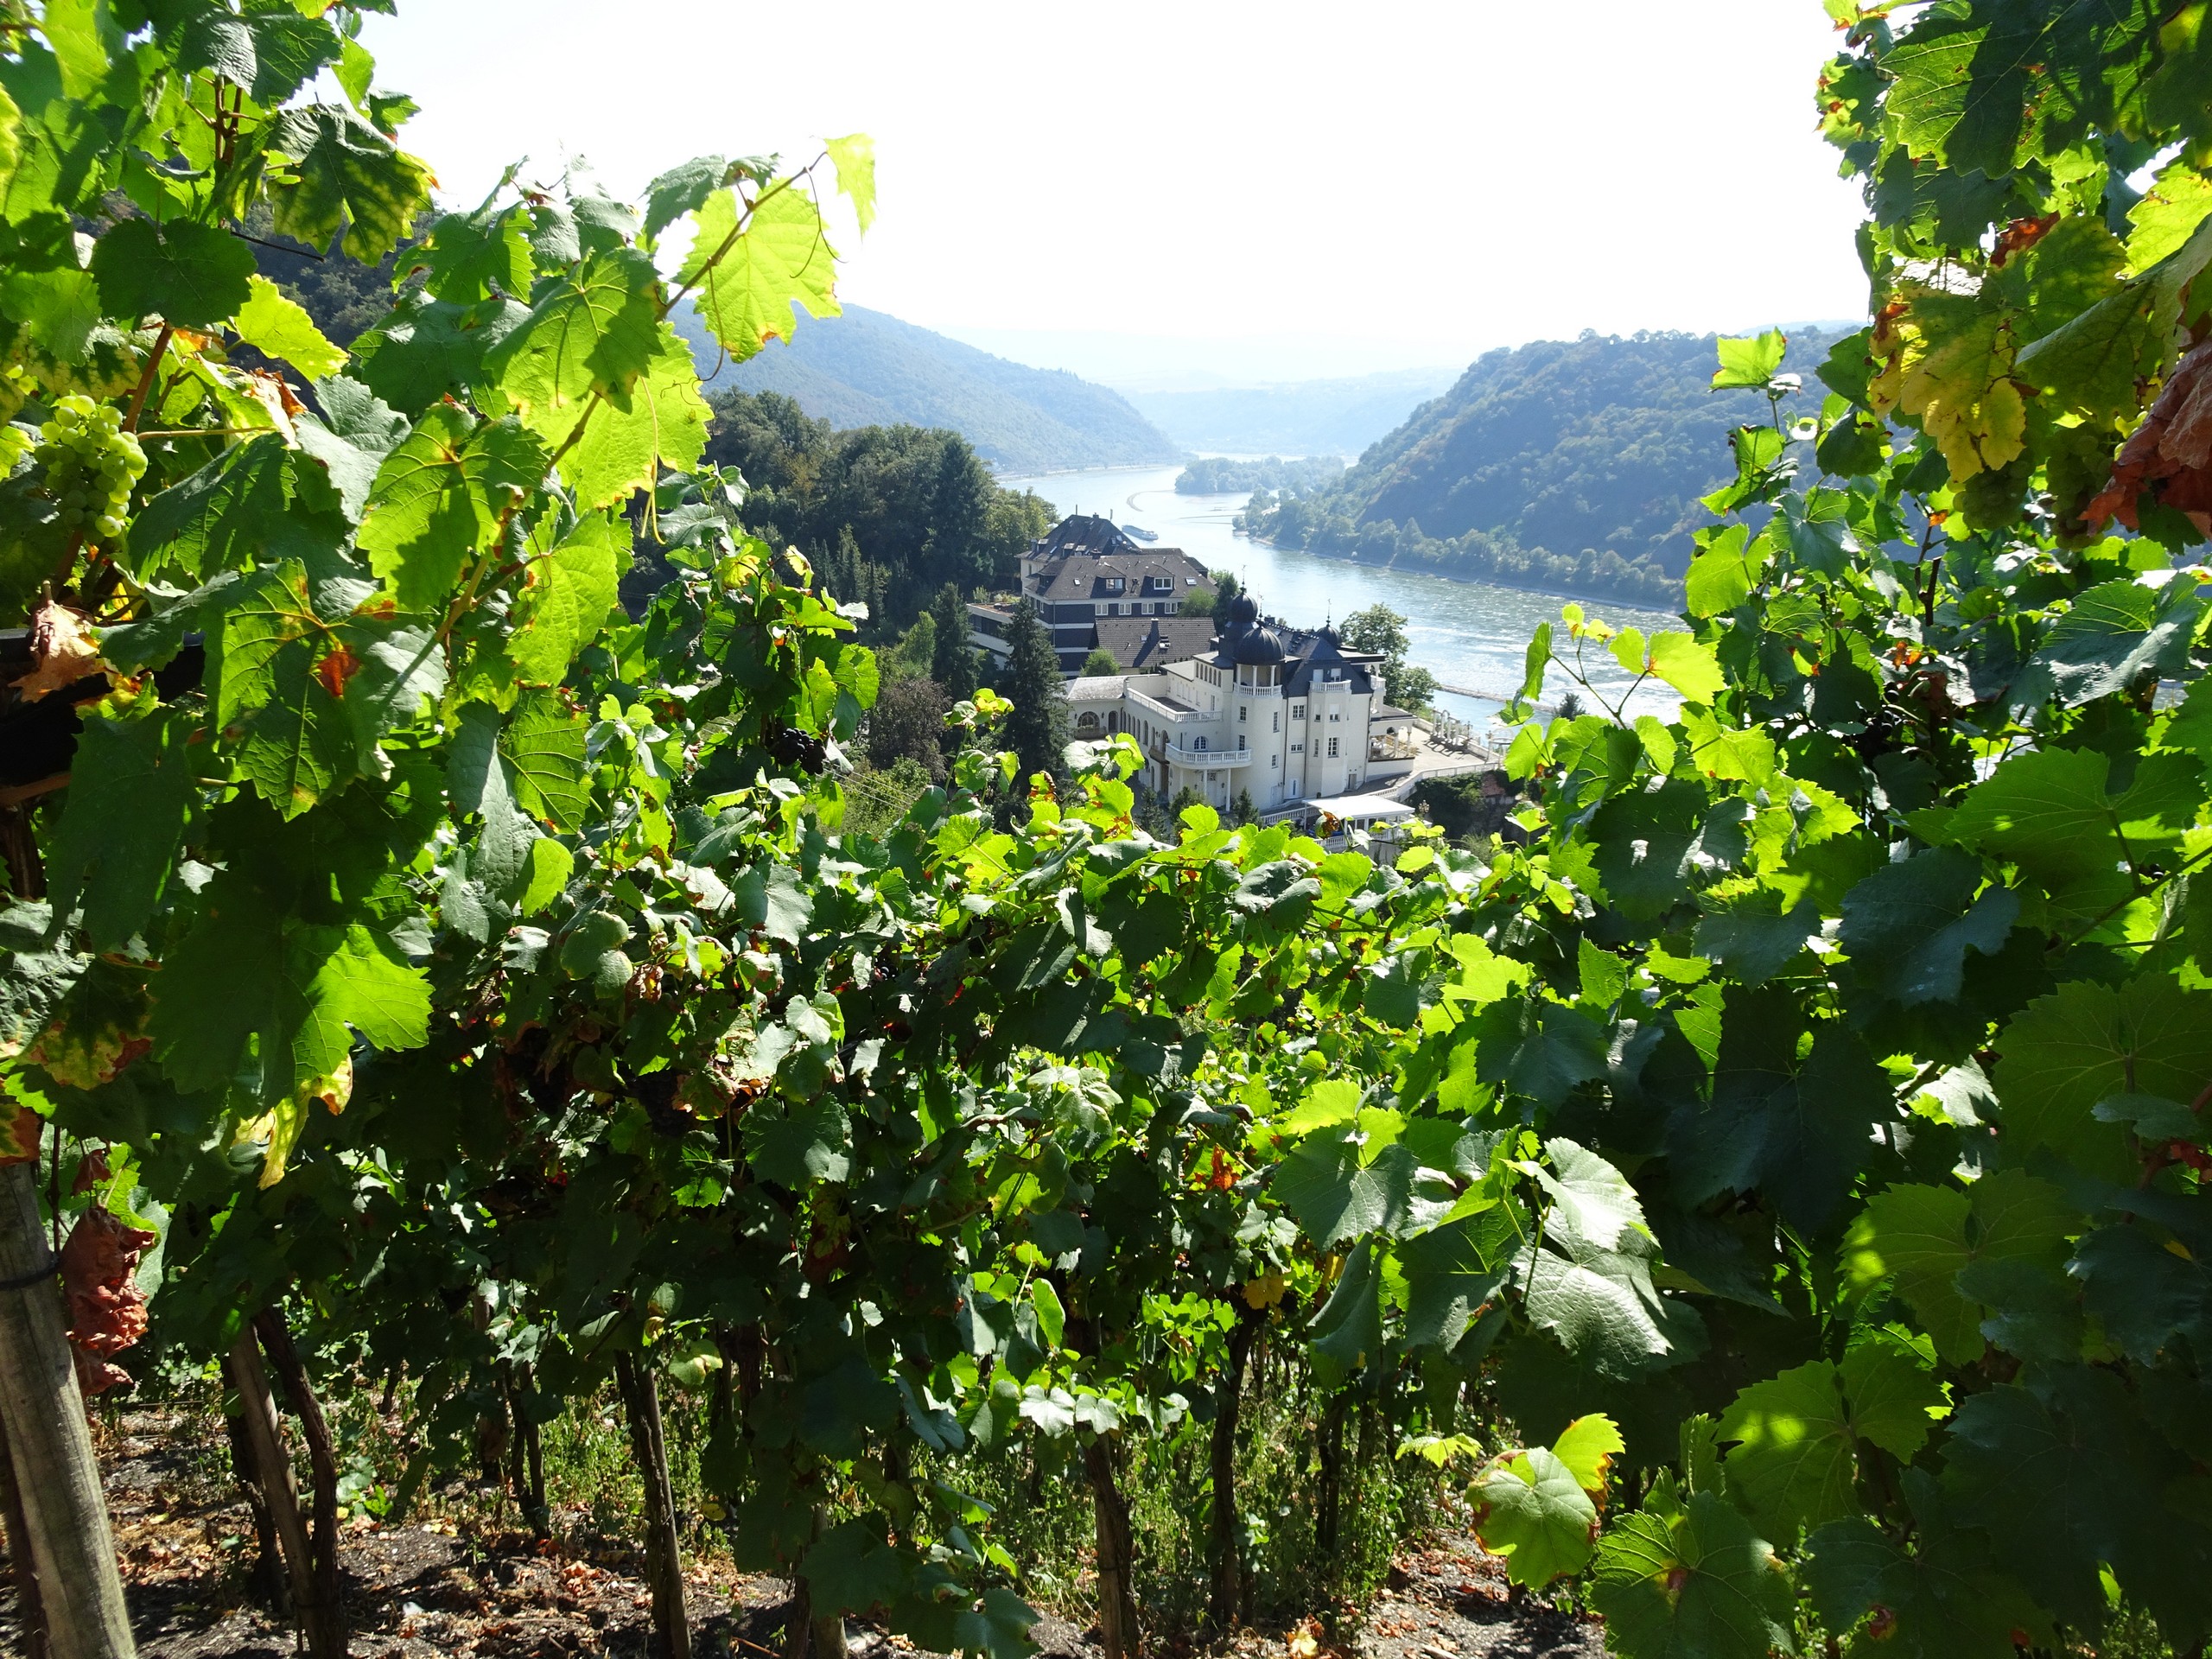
[681, 183, 841, 365]
[1870, 291, 2025, 480]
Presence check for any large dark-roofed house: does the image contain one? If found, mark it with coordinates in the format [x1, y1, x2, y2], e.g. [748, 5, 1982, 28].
[967, 515, 1212, 674]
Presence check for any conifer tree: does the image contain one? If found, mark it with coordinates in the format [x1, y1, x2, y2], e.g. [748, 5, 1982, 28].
[930, 582, 978, 698]
[1001, 600, 1068, 785]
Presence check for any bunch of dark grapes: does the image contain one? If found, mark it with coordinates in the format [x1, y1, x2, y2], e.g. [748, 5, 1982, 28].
[37, 393, 145, 544]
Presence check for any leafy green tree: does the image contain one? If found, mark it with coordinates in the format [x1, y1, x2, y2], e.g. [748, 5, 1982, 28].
[1337, 603, 1438, 711]
[1001, 600, 1069, 785]
[930, 581, 979, 697]
[1082, 646, 1122, 677]
[1180, 585, 1218, 618]
[865, 675, 949, 780]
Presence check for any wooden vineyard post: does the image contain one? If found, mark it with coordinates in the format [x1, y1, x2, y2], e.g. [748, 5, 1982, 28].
[1206, 1313, 1258, 1634]
[615, 1352, 692, 1659]
[0, 1158, 136, 1659]
[1084, 1433, 1141, 1659]
[227, 1329, 340, 1659]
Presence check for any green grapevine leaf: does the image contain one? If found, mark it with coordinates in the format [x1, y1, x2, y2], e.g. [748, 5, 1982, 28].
[42, 698, 196, 950]
[1842, 1172, 2076, 1364]
[508, 511, 623, 686]
[557, 321, 711, 511]
[1993, 973, 2212, 1171]
[124, 434, 296, 581]
[357, 405, 547, 608]
[175, 6, 341, 105]
[499, 692, 590, 830]
[1307, 1236, 1383, 1374]
[91, 218, 256, 329]
[1468, 1446, 1599, 1587]
[825, 133, 876, 233]
[1397, 1209, 1513, 1352]
[1836, 849, 2017, 1007]
[1804, 1487, 2054, 1659]
[1712, 331, 1787, 391]
[486, 247, 662, 451]
[265, 104, 435, 262]
[233, 274, 348, 381]
[1590, 1491, 1793, 1659]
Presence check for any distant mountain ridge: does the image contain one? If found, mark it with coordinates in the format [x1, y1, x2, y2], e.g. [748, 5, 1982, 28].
[672, 303, 1182, 477]
[1242, 329, 1845, 609]
[1123, 367, 1459, 458]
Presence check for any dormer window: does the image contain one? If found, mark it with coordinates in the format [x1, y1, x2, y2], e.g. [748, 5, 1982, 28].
[1103, 577, 1125, 595]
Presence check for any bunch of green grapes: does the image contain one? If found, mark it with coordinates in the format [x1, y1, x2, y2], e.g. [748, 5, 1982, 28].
[38, 393, 146, 543]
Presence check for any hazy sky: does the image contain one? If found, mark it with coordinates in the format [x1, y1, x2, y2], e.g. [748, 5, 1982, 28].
[363, 2, 1871, 385]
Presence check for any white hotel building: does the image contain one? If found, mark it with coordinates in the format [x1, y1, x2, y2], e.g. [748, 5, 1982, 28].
[1065, 595, 1427, 817]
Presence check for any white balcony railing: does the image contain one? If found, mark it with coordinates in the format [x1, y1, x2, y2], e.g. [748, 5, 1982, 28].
[1158, 742, 1253, 767]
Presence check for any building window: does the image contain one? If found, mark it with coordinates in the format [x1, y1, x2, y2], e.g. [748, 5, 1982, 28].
[1238, 705, 1248, 722]
[1292, 741, 1304, 753]
[1327, 737, 1339, 758]
[1238, 736, 1247, 751]
[1330, 712, 1341, 721]
[1271, 713, 1280, 732]
[1270, 756, 1278, 769]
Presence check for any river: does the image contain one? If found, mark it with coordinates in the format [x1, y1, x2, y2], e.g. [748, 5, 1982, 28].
[998, 463, 1682, 732]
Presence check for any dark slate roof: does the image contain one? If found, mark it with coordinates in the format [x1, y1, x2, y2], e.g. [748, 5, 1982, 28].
[1030, 547, 1210, 603]
[1205, 612, 1379, 696]
[1095, 614, 1217, 671]
[1033, 514, 1138, 558]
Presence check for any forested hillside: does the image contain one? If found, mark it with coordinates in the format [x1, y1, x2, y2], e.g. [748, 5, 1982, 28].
[676, 302, 1182, 474]
[1243, 330, 1844, 606]
[699, 389, 1054, 633]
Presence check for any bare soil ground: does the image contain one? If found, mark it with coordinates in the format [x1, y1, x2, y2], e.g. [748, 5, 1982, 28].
[0, 1410, 1602, 1659]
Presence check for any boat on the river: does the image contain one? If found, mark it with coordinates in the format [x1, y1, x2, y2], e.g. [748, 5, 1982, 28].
[1122, 524, 1160, 542]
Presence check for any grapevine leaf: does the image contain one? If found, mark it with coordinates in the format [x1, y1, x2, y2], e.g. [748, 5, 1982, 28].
[2124, 161, 2212, 275]
[1532, 1137, 1646, 1253]
[2069, 1224, 2212, 1363]
[1944, 1364, 2212, 1634]
[746, 1098, 852, 1188]
[499, 692, 590, 830]
[124, 434, 296, 581]
[265, 104, 434, 262]
[1804, 1492, 2054, 1659]
[1842, 1172, 2076, 1364]
[1668, 999, 1891, 1231]
[1589, 1491, 1793, 1659]
[1993, 974, 2212, 1171]
[729, 863, 812, 945]
[1693, 893, 1821, 987]
[680, 182, 841, 364]
[356, 406, 547, 609]
[407, 208, 533, 305]
[1521, 1224, 1700, 1380]
[1836, 849, 2017, 1007]
[349, 290, 531, 417]
[642, 156, 725, 245]
[1717, 1359, 1860, 1537]
[43, 700, 195, 950]
[1467, 1446, 1599, 1587]
[1551, 1413, 1626, 1493]
[1397, 1207, 1515, 1352]
[557, 321, 711, 511]
[0, 905, 83, 1056]
[2026, 577, 2202, 708]
[233, 274, 347, 381]
[175, 6, 340, 105]
[1712, 331, 1787, 391]
[293, 376, 410, 525]
[508, 511, 623, 686]
[90, 218, 256, 329]
[1306, 1237, 1383, 1374]
[825, 133, 876, 233]
[1274, 1127, 1415, 1247]
[485, 246, 662, 451]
